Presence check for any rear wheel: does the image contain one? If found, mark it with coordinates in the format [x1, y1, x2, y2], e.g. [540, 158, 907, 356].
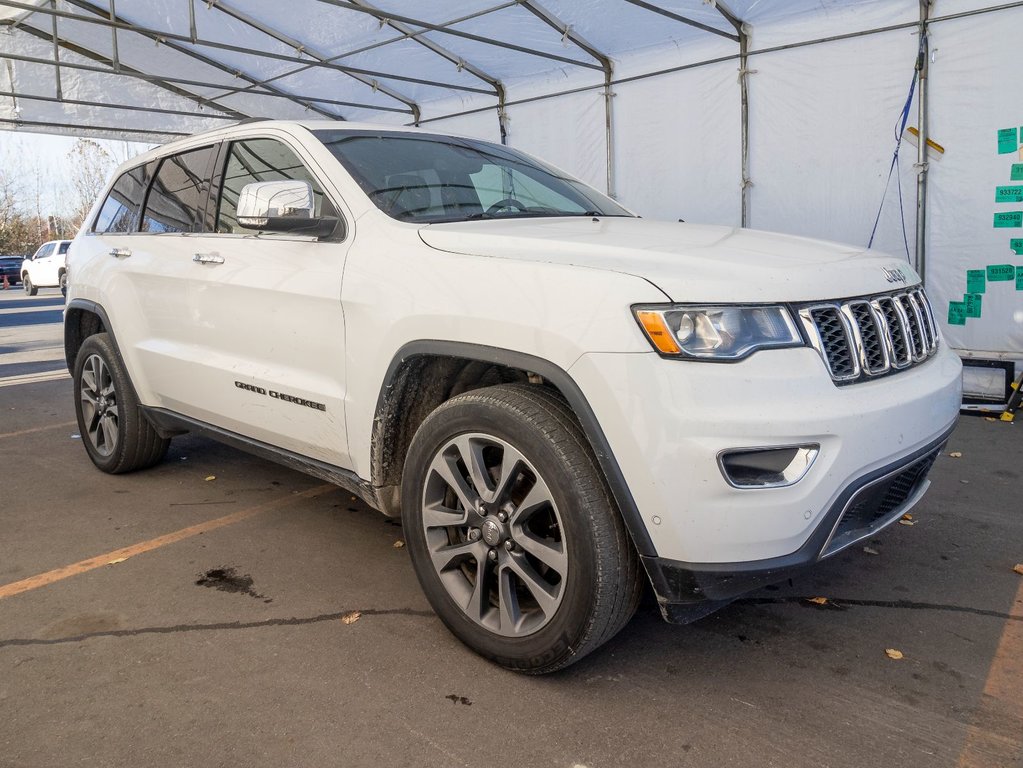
[23, 275, 37, 296]
[73, 333, 169, 473]
[401, 384, 642, 674]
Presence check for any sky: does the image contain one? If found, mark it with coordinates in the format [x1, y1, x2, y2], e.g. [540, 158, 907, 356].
[0, 130, 153, 215]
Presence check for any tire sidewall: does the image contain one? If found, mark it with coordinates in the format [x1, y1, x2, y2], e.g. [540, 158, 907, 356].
[402, 395, 603, 672]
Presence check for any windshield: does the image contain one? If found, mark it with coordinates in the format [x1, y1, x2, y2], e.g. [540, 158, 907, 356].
[314, 130, 633, 224]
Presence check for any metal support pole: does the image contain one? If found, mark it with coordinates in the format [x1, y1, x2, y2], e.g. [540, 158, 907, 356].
[517, 0, 615, 197]
[109, 0, 118, 71]
[714, 0, 750, 227]
[49, 0, 61, 99]
[915, 0, 931, 282]
[738, 28, 750, 227]
[604, 67, 615, 198]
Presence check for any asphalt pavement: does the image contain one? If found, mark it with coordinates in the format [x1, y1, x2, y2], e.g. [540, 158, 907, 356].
[0, 286, 1020, 768]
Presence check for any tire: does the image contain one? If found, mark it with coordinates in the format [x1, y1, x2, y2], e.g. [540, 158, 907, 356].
[401, 383, 643, 674]
[73, 333, 170, 474]
[23, 275, 37, 296]
[59, 271, 67, 297]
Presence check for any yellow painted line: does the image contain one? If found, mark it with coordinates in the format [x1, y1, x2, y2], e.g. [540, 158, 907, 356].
[0, 420, 77, 441]
[0, 484, 335, 601]
[0, 369, 71, 388]
[956, 577, 1023, 767]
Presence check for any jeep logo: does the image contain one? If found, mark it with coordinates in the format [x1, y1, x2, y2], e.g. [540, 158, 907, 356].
[882, 266, 908, 284]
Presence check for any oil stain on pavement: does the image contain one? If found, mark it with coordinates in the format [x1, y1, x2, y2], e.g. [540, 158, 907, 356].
[196, 566, 272, 603]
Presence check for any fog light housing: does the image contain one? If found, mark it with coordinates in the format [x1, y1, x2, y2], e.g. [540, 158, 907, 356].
[718, 445, 819, 489]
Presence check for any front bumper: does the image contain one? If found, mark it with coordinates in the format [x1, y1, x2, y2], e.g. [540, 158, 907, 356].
[568, 342, 962, 616]
[641, 420, 952, 622]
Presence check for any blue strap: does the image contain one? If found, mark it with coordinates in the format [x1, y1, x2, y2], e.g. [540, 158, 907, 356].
[867, 70, 918, 253]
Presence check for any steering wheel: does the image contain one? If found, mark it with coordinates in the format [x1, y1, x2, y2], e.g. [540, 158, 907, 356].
[485, 198, 528, 215]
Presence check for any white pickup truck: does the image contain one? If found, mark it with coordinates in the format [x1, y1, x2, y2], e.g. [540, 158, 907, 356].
[65, 120, 962, 673]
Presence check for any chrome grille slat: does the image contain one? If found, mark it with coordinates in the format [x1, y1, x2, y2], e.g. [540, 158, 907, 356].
[800, 288, 938, 385]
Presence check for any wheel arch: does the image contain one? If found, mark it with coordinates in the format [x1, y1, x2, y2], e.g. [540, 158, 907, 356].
[373, 340, 656, 557]
[64, 298, 118, 372]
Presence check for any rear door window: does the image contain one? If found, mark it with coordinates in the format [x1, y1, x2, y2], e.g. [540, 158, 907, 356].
[215, 138, 337, 234]
[92, 164, 150, 233]
[58, 242, 70, 255]
[141, 146, 217, 234]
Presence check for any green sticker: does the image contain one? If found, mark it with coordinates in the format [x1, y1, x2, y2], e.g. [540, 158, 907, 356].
[1017, 267, 1023, 290]
[964, 293, 982, 318]
[1011, 239, 1023, 255]
[966, 269, 986, 293]
[994, 211, 1023, 228]
[948, 301, 967, 325]
[987, 264, 1016, 281]
[999, 127, 1019, 154]
[1013, 164, 1023, 181]
[996, 186, 1023, 202]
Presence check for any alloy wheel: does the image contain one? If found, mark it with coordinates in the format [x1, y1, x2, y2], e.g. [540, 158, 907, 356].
[420, 433, 568, 637]
[79, 353, 119, 457]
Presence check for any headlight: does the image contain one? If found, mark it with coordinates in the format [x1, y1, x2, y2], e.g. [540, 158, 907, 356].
[633, 304, 803, 360]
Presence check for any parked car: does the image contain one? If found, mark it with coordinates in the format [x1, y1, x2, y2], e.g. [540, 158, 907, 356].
[64, 121, 962, 673]
[0, 254, 24, 286]
[22, 239, 71, 296]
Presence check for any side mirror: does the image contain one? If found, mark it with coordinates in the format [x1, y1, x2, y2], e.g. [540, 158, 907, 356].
[236, 180, 339, 238]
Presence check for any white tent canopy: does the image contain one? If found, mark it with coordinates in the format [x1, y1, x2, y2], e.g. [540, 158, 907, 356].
[2, 0, 1023, 369]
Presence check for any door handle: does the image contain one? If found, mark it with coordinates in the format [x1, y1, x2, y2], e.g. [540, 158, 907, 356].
[109, 248, 132, 258]
[193, 252, 224, 265]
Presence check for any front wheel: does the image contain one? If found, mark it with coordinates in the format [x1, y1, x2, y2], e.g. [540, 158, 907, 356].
[23, 276, 37, 296]
[73, 333, 170, 473]
[401, 384, 643, 674]
[59, 271, 68, 297]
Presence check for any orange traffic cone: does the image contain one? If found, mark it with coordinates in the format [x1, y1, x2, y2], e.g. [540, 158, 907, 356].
[2, 275, 9, 290]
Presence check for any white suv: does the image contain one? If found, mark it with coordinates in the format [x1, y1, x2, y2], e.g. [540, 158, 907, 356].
[22, 239, 71, 296]
[65, 121, 962, 673]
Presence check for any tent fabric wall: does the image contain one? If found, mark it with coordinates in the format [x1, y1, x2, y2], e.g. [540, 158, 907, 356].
[924, 6, 1023, 357]
[744, 27, 922, 256]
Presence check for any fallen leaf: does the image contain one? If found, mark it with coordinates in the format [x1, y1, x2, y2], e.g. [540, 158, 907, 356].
[107, 557, 127, 565]
[205, 475, 216, 481]
[807, 596, 829, 605]
[393, 540, 405, 549]
[985, 417, 997, 422]
[898, 519, 915, 526]
[341, 611, 361, 625]
[885, 648, 904, 660]
[960, 479, 970, 484]
[1013, 564, 1023, 576]
[863, 546, 879, 555]
[901, 513, 913, 521]
[948, 451, 962, 458]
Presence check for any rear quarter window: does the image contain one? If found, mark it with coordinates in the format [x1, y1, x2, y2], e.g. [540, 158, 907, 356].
[92, 164, 151, 234]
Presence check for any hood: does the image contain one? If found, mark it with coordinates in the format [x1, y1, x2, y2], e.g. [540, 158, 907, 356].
[417, 218, 918, 303]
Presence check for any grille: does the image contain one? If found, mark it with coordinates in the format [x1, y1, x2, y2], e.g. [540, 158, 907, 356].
[824, 448, 939, 556]
[799, 288, 937, 384]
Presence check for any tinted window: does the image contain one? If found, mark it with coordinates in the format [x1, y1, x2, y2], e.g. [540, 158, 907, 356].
[215, 139, 336, 234]
[93, 164, 149, 233]
[141, 146, 216, 234]
[314, 130, 631, 223]
[58, 242, 70, 255]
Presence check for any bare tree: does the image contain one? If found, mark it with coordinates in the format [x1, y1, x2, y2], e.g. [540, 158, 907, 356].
[67, 138, 114, 230]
